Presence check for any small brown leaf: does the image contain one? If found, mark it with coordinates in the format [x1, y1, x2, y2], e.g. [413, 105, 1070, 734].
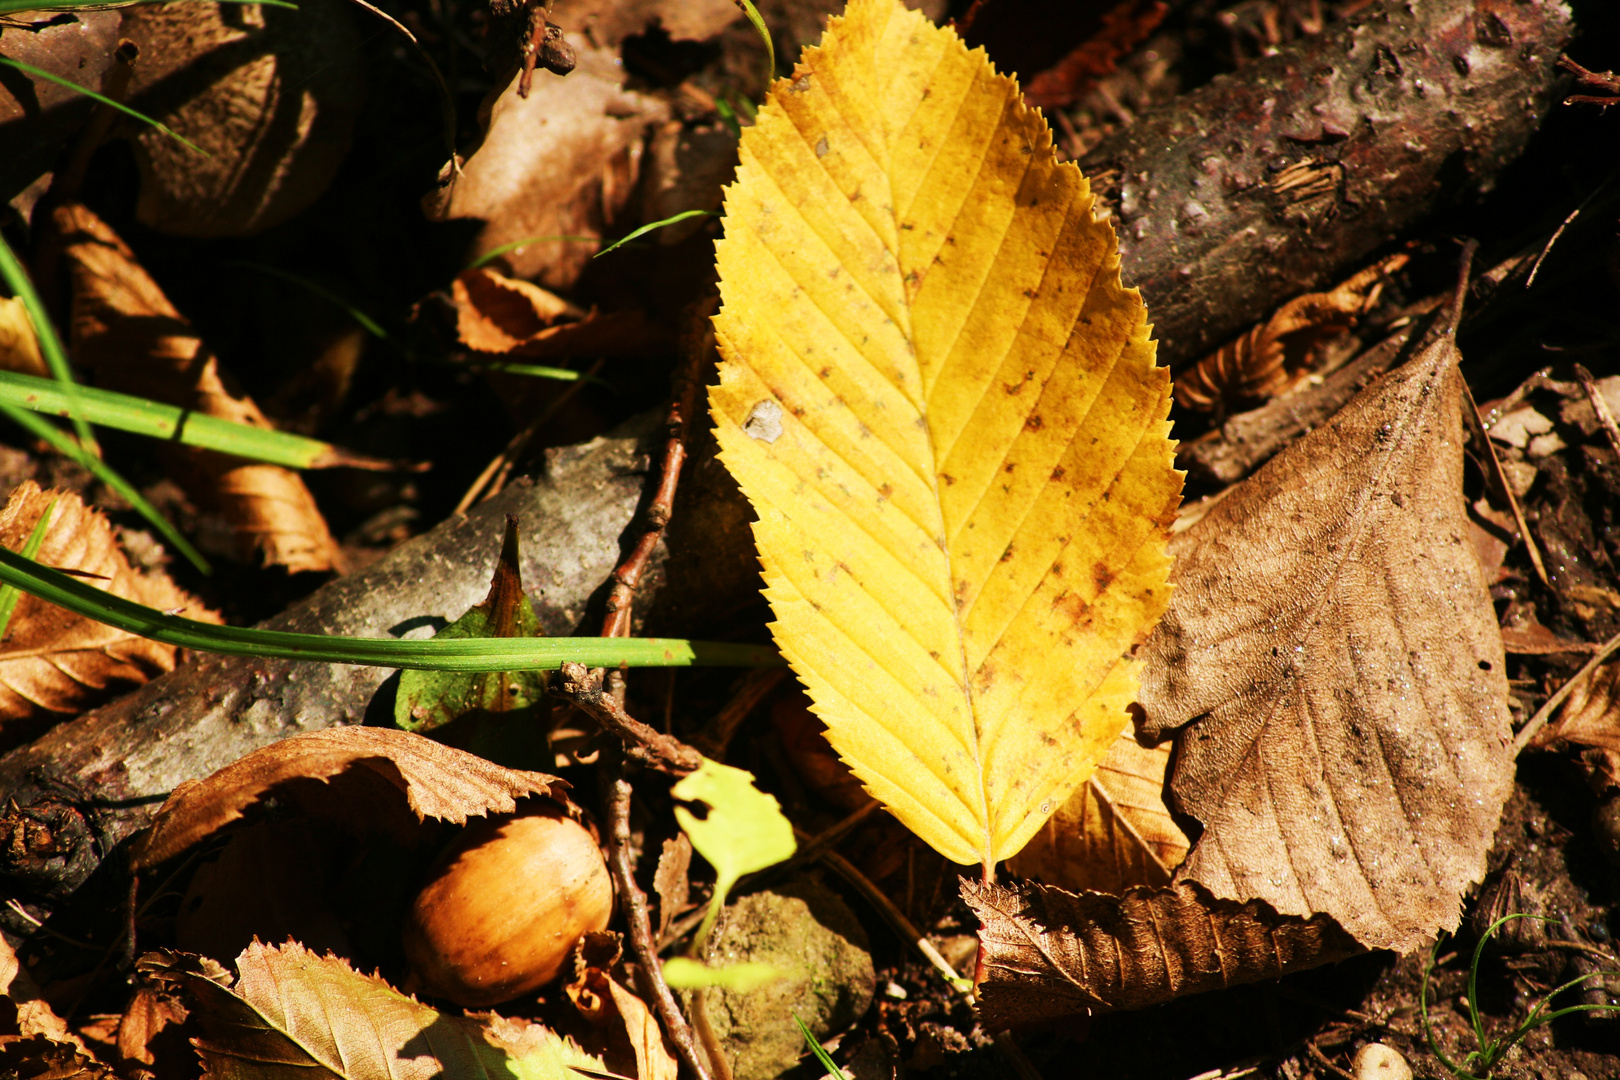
[0, 933, 83, 1050]
[0, 297, 46, 378]
[0, 482, 220, 750]
[51, 202, 341, 573]
[115, 984, 189, 1067]
[132, 726, 566, 870]
[1140, 329, 1514, 953]
[428, 45, 670, 288]
[1175, 254, 1408, 415]
[1532, 660, 1620, 755]
[653, 833, 693, 941]
[449, 269, 662, 359]
[964, 878, 1362, 1025]
[142, 942, 603, 1080]
[1006, 727, 1189, 895]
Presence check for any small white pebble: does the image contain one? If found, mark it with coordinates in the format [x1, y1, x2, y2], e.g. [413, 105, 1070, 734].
[882, 980, 907, 1000]
[1352, 1042, 1412, 1080]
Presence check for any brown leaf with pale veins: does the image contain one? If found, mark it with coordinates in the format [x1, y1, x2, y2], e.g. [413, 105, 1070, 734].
[1175, 254, 1408, 415]
[1139, 327, 1514, 953]
[964, 878, 1362, 1025]
[0, 482, 219, 750]
[141, 942, 603, 1080]
[51, 202, 340, 573]
[1006, 727, 1189, 895]
[132, 726, 566, 870]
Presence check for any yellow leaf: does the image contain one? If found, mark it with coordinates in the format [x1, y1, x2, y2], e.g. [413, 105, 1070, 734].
[709, 0, 1180, 870]
[1006, 727, 1191, 894]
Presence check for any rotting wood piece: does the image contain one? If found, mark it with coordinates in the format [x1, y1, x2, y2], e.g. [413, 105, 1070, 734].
[0, 413, 752, 910]
[1080, 0, 1573, 368]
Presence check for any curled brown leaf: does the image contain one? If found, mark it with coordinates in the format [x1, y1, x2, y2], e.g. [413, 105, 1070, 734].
[965, 878, 1362, 1025]
[132, 726, 566, 870]
[1175, 254, 1408, 415]
[51, 202, 341, 572]
[0, 481, 219, 750]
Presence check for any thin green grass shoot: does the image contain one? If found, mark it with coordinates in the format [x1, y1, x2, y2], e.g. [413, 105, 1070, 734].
[0, 370, 403, 471]
[715, 97, 742, 139]
[0, 497, 58, 644]
[0, 230, 96, 452]
[735, 0, 774, 81]
[473, 361, 582, 382]
[0, 404, 212, 573]
[1422, 913, 1620, 1080]
[224, 261, 392, 342]
[594, 211, 718, 258]
[466, 235, 602, 272]
[0, 543, 782, 671]
[0, 55, 204, 155]
[794, 1017, 849, 1080]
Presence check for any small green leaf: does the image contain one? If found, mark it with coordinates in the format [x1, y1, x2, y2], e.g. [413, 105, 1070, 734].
[395, 516, 550, 766]
[673, 758, 796, 949]
[662, 957, 789, 993]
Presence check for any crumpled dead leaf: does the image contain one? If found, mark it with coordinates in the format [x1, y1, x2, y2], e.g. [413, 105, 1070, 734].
[449, 268, 663, 359]
[1140, 324, 1514, 954]
[0, 933, 83, 1051]
[1006, 727, 1189, 895]
[964, 878, 1362, 1026]
[552, 0, 740, 48]
[51, 202, 341, 573]
[131, 726, 567, 870]
[142, 942, 604, 1080]
[0, 481, 219, 750]
[1533, 660, 1620, 755]
[427, 44, 670, 288]
[1175, 254, 1408, 415]
[566, 933, 679, 1080]
[117, 0, 365, 236]
[114, 983, 190, 1069]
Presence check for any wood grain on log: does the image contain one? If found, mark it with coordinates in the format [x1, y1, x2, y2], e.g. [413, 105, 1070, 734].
[1084, 0, 1573, 367]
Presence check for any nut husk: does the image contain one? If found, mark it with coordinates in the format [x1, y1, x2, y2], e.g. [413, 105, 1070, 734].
[403, 804, 612, 1006]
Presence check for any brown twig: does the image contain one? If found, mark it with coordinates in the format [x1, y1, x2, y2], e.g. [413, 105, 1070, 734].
[1304, 1041, 1356, 1080]
[604, 761, 712, 1080]
[553, 663, 702, 775]
[1461, 380, 1551, 589]
[1515, 625, 1620, 752]
[1574, 363, 1620, 461]
[688, 668, 789, 761]
[1559, 55, 1620, 108]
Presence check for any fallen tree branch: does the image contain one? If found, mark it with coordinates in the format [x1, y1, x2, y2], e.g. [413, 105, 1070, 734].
[1083, 0, 1573, 367]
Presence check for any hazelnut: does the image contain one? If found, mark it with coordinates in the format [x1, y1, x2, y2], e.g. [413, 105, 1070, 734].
[403, 805, 612, 1006]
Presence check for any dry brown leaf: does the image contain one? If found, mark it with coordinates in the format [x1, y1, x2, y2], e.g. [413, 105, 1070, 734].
[51, 202, 340, 572]
[653, 833, 692, 941]
[606, 977, 678, 1080]
[428, 45, 670, 287]
[1006, 727, 1189, 895]
[1532, 661, 1620, 755]
[566, 934, 678, 1080]
[131, 726, 566, 870]
[115, 984, 189, 1068]
[0, 933, 83, 1051]
[1139, 325, 1514, 953]
[142, 942, 603, 1080]
[0, 297, 46, 378]
[449, 268, 663, 359]
[552, 0, 740, 47]
[0, 10, 122, 199]
[0, 482, 219, 749]
[1174, 254, 1408, 415]
[117, 0, 365, 236]
[964, 878, 1363, 1025]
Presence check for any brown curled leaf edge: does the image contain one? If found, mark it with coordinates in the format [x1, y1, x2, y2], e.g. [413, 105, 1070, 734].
[964, 878, 1364, 1026]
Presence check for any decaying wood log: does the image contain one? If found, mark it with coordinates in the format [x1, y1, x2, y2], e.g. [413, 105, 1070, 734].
[0, 413, 760, 907]
[1083, 0, 1574, 367]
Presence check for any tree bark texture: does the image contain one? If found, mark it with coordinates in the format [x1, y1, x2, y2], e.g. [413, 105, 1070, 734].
[0, 413, 763, 905]
[1083, 0, 1574, 367]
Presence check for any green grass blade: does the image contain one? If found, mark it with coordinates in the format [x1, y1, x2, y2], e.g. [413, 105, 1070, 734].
[735, 0, 774, 81]
[0, 496, 57, 643]
[594, 211, 717, 258]
[224, 262, 391, 342]
[0, 55, 205, 156]
[0, 404, 211, 574]
[466, 235, 602, 272]
[0, 543, 782, 670]
[0, 0, 296, 13]
[0, 229, 96, 452]
[794, 1017, 848, 1080]
[474, 361, 581, 382]
[0, 370, 401, 470]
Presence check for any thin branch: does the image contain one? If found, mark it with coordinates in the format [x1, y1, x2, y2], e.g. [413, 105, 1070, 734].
[1515, 625, 1620, 752]
[553, 662, 702, 775]
[1574, 363, 1620, 461]
[1460, 379, 1551, 588]
[604, 761, 712, 1080]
